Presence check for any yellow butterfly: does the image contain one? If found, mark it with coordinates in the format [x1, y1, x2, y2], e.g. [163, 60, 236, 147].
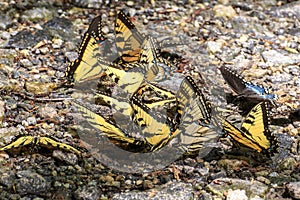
[0, 135, 81, 154]
[66, 15, 106, 83]
[219, 101, 278, 156]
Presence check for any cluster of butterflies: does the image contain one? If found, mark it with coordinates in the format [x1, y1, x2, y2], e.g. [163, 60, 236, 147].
[0, 11, 279, 158]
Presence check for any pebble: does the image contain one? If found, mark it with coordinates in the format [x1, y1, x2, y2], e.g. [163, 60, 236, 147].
[286, 182, 300, 199]
[27, 116, 37, 126]
[261, 50, 299, 66]
[207, 178, 268, 199]
[226, 189, 248, 200]
[0, 101, 4, 124]
[52, 150, 78, 165]
[38, 105, 58, 119]
[112, 181, 194, 200]
[15, 170, 49, 195]
[74, 185, 101, 200]
[213, 5, 237, 19]
[20, 59, 33, 68]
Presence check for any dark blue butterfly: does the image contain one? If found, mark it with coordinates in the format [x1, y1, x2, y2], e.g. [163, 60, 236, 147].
[219, 65, 277, 102]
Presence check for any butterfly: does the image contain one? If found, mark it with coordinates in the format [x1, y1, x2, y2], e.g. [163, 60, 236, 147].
[114, 10, 145, 63]
[170, 76, 216, 154]
[219, 101, 278, 156]
[114, 11, 177, 80]
[219, 65, 277, 102]
[66, 15, 107, 83]
[73, 100, 140, 143]
[175, 76, 211, 124]
[73, 98, 173, 152]
[0, 135, 81, 154]
[130, 96, 174, 152]
[171, 94, 217, 154]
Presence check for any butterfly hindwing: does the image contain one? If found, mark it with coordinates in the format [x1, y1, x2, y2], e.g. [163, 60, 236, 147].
[172, 96, 217, 153]
[130, 96, 173, 151]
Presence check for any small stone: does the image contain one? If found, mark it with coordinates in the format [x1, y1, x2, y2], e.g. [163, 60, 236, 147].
[227, 189, 248, 200]
[136, 179, 143, 186]
[15, 170, 49, 195]
[0, 101, 5, 124]
[286, 182, 300, 199]
[52, 38, 63, 49]
[104, 175, 114, 183]
[213, 5, 237, 19]
[27, 116, 37, 126]
[143, 180, 154, 189]
[38, 105, 58, 119]
[52, 150, 78, 165]
[20, 59, 33, 68]
[126, 1, 134, 7]
[207, 41, 223, 53]
[256, 176, 271, 185]
[39, 47, 49, 55]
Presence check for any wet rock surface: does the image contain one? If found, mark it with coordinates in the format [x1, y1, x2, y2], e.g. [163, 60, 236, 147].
[0, 0, 299, 199]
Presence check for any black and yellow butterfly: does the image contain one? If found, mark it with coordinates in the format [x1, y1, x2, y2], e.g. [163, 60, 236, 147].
[175, 76, 211, 124]
[219, 101, 278, 156]
[170, 76, 216, 154]
[219, 65, 277, 102]
[114, 11, 177, 79]
[0, 135, 81, 154]
[114, 10, 145, 63]
[66, 15, 107, 83]
[171, 94, 217, 154]
[73, 100, 135, 142]
[73, 95, 174, 152]
[130, 96, 174, 152]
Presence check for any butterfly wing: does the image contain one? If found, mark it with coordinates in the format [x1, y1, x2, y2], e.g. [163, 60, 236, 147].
[176, 76, 211, 123]
[115, 11, 144, 63]
[219, 65, 247, 95]
[240, 101, 278, 154]
[0, 135, 35, 151]
[220, 65, 277, 101]
[130, 96, 172, 151]
[37, 136, 81, 154]
[66, 15, 106, 83]
[221, 102, 278, 155]
[97, 58, 145, 95]
[172, 96, 217, 154]
[72, 100, 137, 144]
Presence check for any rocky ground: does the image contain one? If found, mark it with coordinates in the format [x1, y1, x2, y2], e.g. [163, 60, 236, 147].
[0, 0, 299, 199]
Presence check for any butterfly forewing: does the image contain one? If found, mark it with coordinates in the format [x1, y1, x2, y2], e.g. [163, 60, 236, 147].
[115, 11, 144, 63]
[66, 15, 106, 83]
